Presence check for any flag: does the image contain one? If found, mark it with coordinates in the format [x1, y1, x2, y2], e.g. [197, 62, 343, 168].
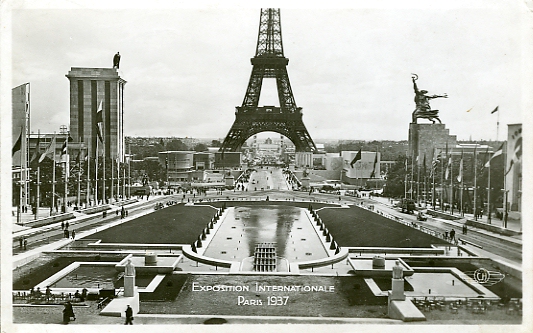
[430, 148, 440, 177]
[491, 106, 499, 114]
[484, 142, 504, 168]
[505, 160, 515, 176]
[505, 126, 522, 175]
[479, 146, 490, 172]
[29, 134, 42, 168]
[445, 156, 452, 180]
[61, 138, 68, 156]
[76, 149, 85, 164]
[39, 135, 56, 163]
[350, 149, 362, 168]
[456, 151, 464, 183]
[422, 153, 427, 177]
[12, 130, 22, 156]
[369, 152, 378, 178]
[96, 100, 104, 142]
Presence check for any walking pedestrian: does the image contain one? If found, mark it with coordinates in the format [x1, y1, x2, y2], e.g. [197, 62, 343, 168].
[62, 301, 75, 324]
[463, 224, 467, 235]
[19, 237, 23, 248]
[124, 305, 133, 325]
[449, 229, 456, 242]
[61, 221, 65, 230]
[80, 288, 88, 302]
[65, 221, 69, 229]
[71, 230, 76, 239]
[23, 238, 27, 250]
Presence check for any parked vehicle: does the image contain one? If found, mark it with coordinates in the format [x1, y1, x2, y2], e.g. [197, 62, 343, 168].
[400, 199, 416, 214]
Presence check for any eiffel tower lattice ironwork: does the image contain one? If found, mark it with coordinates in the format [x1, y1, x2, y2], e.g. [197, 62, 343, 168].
[219, 8, 316, 153]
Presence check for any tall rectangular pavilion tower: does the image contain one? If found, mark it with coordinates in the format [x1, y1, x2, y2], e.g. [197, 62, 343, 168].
[66, 68, 126, 161]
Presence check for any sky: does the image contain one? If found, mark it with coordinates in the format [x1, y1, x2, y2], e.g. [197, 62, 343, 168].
[6, 0, 532, 142]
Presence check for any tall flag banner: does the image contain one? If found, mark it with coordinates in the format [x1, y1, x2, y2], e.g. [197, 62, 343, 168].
[61, 138, 68, 156]
[369, 152, 378, 178]
[76, 149, 85, 165]
[456, 151, 464, 183]
[350, 149, 362, 168]
[12, 130, 22, 156]
[431, 148, 440, 177]
[96, 100, 104, 143]
[39, 135, 56, 163]
[484, 142, 504, 168]
[479, 146, 490, 172]
[29, 134, 42, 168]
[506, 126, 522, 175]
[445, 155, 452, 180]
[71, 149, 85, 174]
[491, 106, 499, 114]
[422, 153, 427, 177]
[12, 83, 30, 164]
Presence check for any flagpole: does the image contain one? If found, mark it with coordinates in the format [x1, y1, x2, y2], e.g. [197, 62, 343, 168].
[64, 132, 69, 213]
[474, 146, 478, 221]
[423, 155, 427, 208]
[450, 151, 454, 215]
[404, 157, 408, 199]
[111, 156, 114, 203]
[410, 153, 414, 200]
[17, 126, 24, 224]
[503, 143, 507, 228]
[416, 156, 420, 207]
[116, 157, 120, 201]
[487, 155, 491, 224]
[95, 135, 99, 205]
[439, 150, 444, 210]
[35, 131, 41, 220]
[122, 158, 126, 200]
[51, 133, 56, 214]
[116, 158, 119, 201]
[431, 157, 437, 209]
[460, 149, 464, 217]
[103, 119, 106, 204]
[128, 144, 131, 198]
[77, 145, 83, 208]
[86, 150, 91, 207]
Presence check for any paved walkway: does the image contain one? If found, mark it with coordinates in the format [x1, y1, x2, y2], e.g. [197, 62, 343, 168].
[370, 197, 521, 235]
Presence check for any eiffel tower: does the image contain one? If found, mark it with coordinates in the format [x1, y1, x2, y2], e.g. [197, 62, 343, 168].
[219, 8, 316, 154]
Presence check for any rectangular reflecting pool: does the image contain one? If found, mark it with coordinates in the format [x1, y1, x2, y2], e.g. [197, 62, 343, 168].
[202, 206, 328, 265]
[50, 265, 155, 289]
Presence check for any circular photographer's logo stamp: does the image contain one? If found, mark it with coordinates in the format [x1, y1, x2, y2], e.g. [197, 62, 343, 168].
[466, 268, 505, 286]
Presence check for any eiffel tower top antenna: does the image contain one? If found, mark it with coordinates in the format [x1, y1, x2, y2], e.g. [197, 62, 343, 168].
[255, 8, 284, 57]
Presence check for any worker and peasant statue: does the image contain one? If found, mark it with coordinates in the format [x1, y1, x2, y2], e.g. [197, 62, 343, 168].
[411, 73, 448, 124]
